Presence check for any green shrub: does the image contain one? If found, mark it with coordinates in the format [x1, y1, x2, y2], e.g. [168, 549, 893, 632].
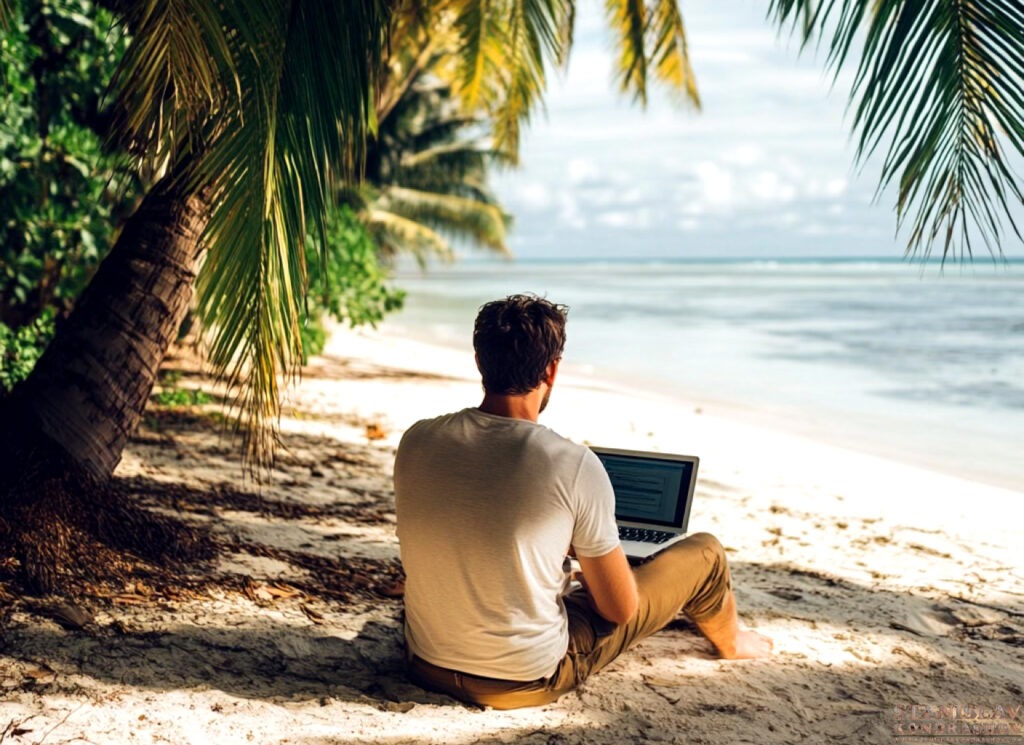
[1, 1, 135, 330]
[299, 315, 328, 361]
[152, 388, 213, 407]
[301, 204, 405, 360]
[0, 311, 55, 393]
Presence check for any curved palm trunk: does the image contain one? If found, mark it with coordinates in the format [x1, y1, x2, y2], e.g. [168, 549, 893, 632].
[0, 171, 212, 593]
[4, 174, 207, 486]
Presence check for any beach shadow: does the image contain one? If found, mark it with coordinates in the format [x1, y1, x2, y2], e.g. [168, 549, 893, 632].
[0, 615, 458, 708]
[3, 560, 1021, 710]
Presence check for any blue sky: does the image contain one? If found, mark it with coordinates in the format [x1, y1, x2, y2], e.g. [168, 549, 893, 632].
[488, 0, 903, 260]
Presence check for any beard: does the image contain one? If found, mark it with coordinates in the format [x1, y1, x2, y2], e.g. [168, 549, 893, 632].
[539, 385, 552, 413]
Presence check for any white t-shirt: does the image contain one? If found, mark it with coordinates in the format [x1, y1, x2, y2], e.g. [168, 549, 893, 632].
[394, 407, 620, 680]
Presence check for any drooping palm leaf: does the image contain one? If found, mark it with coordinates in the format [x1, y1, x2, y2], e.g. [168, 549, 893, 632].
[450, 0, 574, 159]
[604, 0, 701, 107]
[194, 0, 388, 471]
[365, 208, 455, 264]
[649, 0, 700, 106]
[106, 0, 235, 173]
[357, 29, 513, 264]
[605, 0, 647, 102]
[454, 0, 502, 108]
[380, 185, 510, 253]
[401, 141, 513, 201]
[769, 0, 1024, 259]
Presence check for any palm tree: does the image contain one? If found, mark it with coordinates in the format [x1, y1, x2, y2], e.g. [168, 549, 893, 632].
[0, 0, 1021, 594]
[0, 0, 697, 592]
[353, 72, 513, 264]
[769, 0, 1024, 260]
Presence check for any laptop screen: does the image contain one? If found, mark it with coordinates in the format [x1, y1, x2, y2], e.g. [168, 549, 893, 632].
[592, 448, 697, 530]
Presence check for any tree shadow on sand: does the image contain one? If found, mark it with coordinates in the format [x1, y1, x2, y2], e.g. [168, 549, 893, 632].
[3, 561, 1021, 716]
[4, 403, 1023, 743]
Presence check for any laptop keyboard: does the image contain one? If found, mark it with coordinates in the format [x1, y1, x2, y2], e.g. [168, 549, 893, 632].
[619, 526, 676, 544]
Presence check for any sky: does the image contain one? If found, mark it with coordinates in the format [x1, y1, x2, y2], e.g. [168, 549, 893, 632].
[487, 0, 904, 260]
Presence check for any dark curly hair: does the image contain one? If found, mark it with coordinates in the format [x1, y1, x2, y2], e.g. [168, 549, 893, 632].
[473, 294, 569, 395]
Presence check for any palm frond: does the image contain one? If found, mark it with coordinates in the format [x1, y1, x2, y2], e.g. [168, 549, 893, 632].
[490, 0, 570, 160]
[379, 185, 510, 253]
[449, 0, 573, 160]
[768, 0, 1024, 260]
[454, 0, 500, 108]
[106, 0, 235, 172]
[195, 0, 388, 473]
[605, 0, 648, 103]
[365, 208, 455, 265]
[400, 140, 493, 170]
[649, 0, 700, 107]
[602, 0, 700, 108]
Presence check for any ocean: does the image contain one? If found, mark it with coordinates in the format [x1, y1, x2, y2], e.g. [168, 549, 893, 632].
[383, 258, 1023, 492]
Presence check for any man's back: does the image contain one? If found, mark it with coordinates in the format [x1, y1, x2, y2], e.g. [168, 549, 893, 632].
[394, 407, 617, 681]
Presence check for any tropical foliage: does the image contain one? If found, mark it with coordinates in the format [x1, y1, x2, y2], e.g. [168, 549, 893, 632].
[769, 0, 1024, 259]
[0, 310, 53, 393]
[353, 72, 513, 265]
[100, 0, 702, 471]
[0, 0, 1021, 595]
[0, 0, 133, 329]
[301, 205, 406, 360]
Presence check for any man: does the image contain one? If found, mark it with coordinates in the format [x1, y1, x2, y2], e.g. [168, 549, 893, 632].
[394, 294, 771, 710]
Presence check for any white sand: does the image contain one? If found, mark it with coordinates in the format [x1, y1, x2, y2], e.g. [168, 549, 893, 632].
[2, 325, 1022, 745]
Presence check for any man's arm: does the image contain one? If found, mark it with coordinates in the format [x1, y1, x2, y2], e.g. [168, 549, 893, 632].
[575, 546, 639, 625]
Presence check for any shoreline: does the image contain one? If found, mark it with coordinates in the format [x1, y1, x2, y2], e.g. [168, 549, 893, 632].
[377, 316, 1024, 494]
[326, 324, 1021, 565]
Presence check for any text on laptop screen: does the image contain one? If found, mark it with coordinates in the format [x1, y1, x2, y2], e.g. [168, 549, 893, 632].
[596, 453, 694, 528]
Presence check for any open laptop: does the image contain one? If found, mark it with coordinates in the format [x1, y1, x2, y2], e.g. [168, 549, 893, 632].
[590, 446, 698, 561]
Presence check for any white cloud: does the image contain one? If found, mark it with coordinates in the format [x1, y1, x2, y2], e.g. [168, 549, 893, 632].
[750, 171, 797, 203]
[567, 157, 600, 185]
[694, 161, 734, 206]
[722, 144, 762, 167]
[557, 190, 586, 230]
[512, 181, 551, 210]
[488, 0, 905, 257]
[824, 178, 848, 197]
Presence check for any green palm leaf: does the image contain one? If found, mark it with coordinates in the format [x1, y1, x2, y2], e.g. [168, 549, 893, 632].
[649, 0, 700, 106]
[604, 0, 700, 107]
[379, 185, 510, 253]
[365, 208, 455, 264]
[106, 0, 235, 171]
[454, 0, 502, 108]
[451, 0, 574, 159]
[194, 0, 387, 471]
[769, 0, 1024, 260]
[605, 0, 648, 102]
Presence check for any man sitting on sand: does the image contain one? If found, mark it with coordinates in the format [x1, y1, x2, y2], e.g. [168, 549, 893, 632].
[394, 294, 772, 709]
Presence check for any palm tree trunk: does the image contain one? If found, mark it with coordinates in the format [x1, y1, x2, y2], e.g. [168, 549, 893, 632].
[8, 173, 207, 483]
[0, 171, 211, 592]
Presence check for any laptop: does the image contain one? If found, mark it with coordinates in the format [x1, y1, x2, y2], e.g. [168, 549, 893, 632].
[591, 446, 698, 561]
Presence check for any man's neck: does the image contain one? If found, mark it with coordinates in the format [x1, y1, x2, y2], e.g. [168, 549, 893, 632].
[478, 391, 542, 422]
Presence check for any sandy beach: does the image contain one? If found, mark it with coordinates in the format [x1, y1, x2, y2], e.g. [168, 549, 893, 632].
[2, 323, 1022, 745]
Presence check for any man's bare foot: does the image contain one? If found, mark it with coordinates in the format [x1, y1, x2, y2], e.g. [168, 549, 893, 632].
[695, 590, 774, 659]
[717, 629, 774, 660]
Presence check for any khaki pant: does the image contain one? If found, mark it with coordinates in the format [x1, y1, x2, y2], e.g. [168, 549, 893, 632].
[407, 532, 732, 709]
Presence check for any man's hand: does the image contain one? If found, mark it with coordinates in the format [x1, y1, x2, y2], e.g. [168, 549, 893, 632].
[574, 546, 639, 625]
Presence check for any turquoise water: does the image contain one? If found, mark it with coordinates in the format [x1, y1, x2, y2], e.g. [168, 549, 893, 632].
[385, 258, 1024, 491]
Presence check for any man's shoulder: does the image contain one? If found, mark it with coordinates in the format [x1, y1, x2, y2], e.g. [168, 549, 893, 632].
[403, 408, 469, 434]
